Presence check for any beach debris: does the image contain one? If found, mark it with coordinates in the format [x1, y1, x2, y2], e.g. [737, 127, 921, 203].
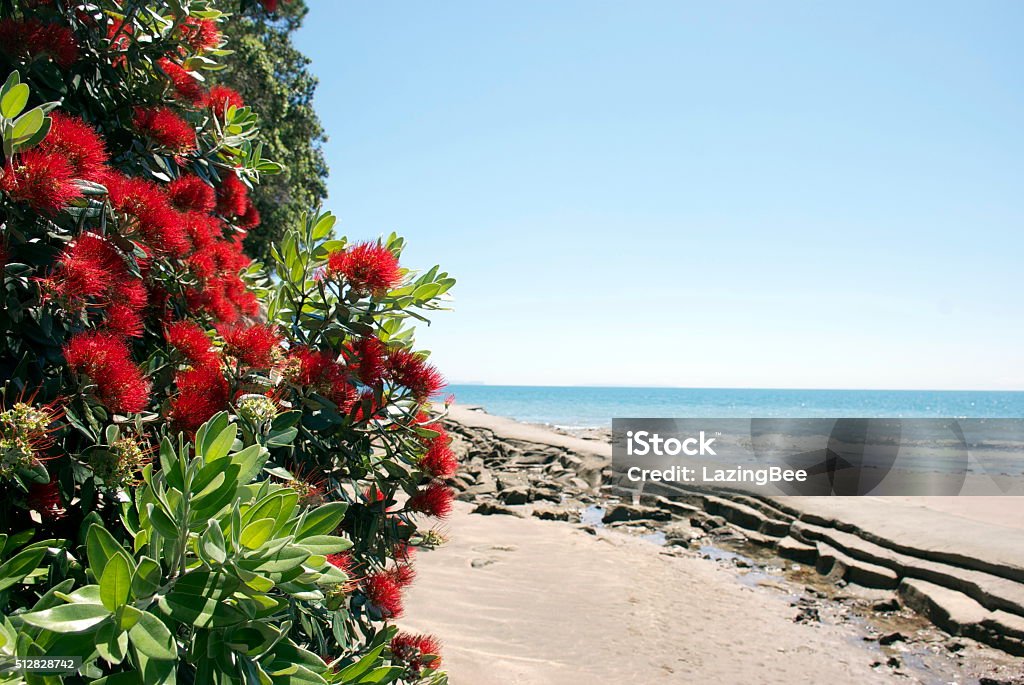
[532, 505, 575, 522]
[662, 521, 704, 547]
[872, 598, 901, 613]
[793, 606, 821, 623]
[602, 503, 671, 524]
[472, 501, 525, 518]
[498, 486, 531, 505]
[879, 631, 907, 646]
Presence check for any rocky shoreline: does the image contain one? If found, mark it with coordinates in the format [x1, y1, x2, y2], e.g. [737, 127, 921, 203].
[442, 405, 1024, 684]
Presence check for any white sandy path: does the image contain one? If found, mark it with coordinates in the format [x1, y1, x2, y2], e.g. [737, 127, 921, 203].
[401, 501, 889, 685]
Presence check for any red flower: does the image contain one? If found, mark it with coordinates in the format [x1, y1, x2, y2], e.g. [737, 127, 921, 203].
[215, 172, 249, 217]
[407, 482, 453, 518]
[391, 633, 442, 675]
[218, 324, 281, 368]
[285, 347, 355, 409]
[0, 149, 82, 215]
[386, 348, 445, 402]
[389, 564, 416, 588]
[362, 571, 404, 618]
[40, 112, 109, 179]
[421, 427, 457, 479]
[167, 175, 216, 213]
[132, 107, 196, 154]
[0, 19, 78, 68]
[207, 85, 244, 118]
[64, 331, 151, 414]
[166, 321, 215, 366]
[157, 58, 208, 105]
[104, 173, 190, 256]
[180, 17, 221, 51]
[26, 480, 66, 521]
[170, 366, 229, 432]
[104, 303, 144, 338]
[327, 242, 402, 294]
[346, 336, 386, 386]
[326, 551, 352, 573]
[42, 232, 128, 306]
[238, 201, 261, 228]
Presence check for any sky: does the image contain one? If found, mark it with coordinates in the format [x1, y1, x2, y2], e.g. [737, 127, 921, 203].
[295, 1, 1024, 390]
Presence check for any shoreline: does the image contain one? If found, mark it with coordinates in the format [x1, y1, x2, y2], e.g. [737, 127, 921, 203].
[402, 404, 1024, 684]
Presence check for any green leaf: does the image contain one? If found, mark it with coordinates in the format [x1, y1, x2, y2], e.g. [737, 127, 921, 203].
[0, 83, 29, 119]
[311, 213, 336, 240]
[251, 545, 310, 574]
[233, 444, 269, 485]
[14, 116, 49, 152]
[95, 622, 129, 665]
[295, 502, 348, 539]
[204, 422, 238, 461]
[239, 518, 275, 549]
[125, 608, 176, 661]
[196, 412, 230, 457]
[200, 522, 227, 564]
[357, 667, 404, 684]
[146, 503, 179, 540]
[0, 545, 45, 591]
[86, 524, 131, 578]
[100, 554, 132, 611]
[297, 535, 351, 556]
[20, 602, 111, 633]
[11, 107, 44, 143]
[336, 644, 386, 681]
[131, 557, 161, 599]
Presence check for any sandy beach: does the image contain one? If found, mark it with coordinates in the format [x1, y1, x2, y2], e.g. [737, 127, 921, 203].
[402, 500, 893, 684]
[399, 406, 1024, 684]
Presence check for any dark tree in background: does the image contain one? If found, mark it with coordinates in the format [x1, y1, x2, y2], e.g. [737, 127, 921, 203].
[221, 0, 329, 261]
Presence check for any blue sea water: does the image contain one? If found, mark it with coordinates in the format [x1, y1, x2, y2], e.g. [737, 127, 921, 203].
[446, 385, 1024, 429]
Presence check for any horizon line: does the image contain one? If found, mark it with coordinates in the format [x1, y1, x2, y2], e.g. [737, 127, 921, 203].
[444, 382, 1024, 393]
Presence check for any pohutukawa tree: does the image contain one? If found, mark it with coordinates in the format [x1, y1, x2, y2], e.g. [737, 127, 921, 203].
[0, 2, 455, 683]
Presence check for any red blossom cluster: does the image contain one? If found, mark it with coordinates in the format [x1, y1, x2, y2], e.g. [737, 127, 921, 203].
[63, 331, 150, 414]
[219, 323, 281, 368]
[386, 347, 446, 403]
[418, 417, 458, 479]
[208, 85, 245, 118]
[41, 112, 110, 178]
[0, 18, 78, 67]
[41, 232, 149, 337]
[345, 336, 386, 386]
[169, 365, 229, 433]
[132, 106, 197, 154]
[390, 632, 442, 675]
[326, 242, 403, 294]
[0, 149, 82, 215]
[284, 346, 356, 410]
[361, 564, 417, 619]
[407, 481, 454, 519]
[180, 16, 221, 51]
[158, 58, 208, 106]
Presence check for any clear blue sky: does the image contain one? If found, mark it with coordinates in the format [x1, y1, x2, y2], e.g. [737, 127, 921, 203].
[295, 1, 1024, 390]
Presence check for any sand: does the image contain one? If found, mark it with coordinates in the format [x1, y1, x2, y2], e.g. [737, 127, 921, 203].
[401, 501, 890, 685]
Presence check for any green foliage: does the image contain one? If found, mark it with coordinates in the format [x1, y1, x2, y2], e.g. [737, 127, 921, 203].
[219, 1, 329, 262]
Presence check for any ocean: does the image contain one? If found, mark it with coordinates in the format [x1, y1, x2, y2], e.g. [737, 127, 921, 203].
[446, 385, 1024, 429]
